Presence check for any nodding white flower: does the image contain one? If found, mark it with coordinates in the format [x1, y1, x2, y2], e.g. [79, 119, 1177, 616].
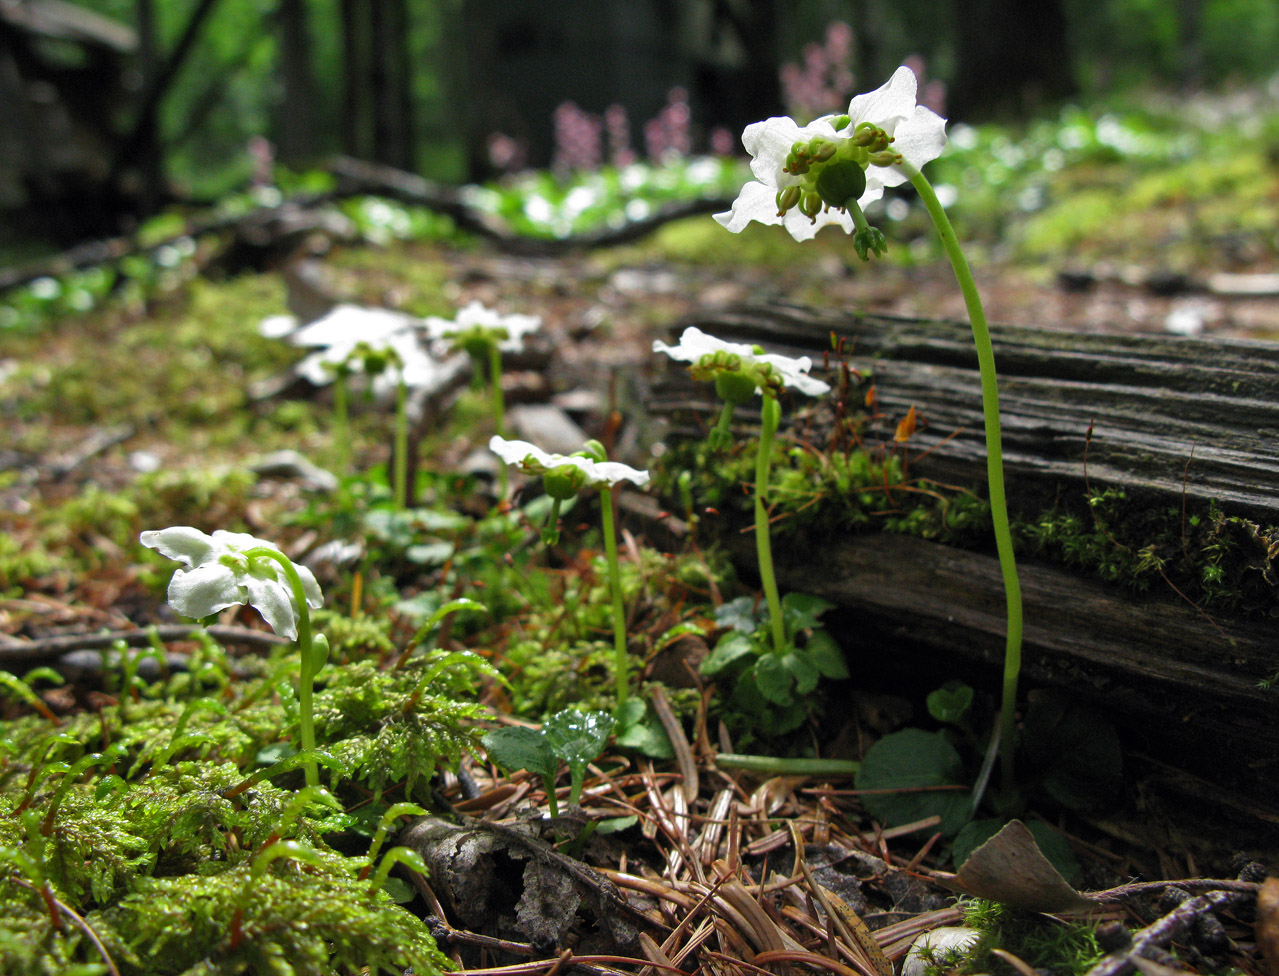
[715, 66, 947, 242]
[295, 329, 462, 397]
[653, 327, 830, 397]
[425, 302, 543, 355]
[140, 527, 322, 640]
[488, 437, 650, 489]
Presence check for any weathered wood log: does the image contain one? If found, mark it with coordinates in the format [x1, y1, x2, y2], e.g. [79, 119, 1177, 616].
[655, 301, 1279, 521]
[649, 302, 1279, 814]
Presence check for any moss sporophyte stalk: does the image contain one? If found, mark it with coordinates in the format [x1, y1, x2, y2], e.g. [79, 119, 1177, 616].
[715, 65, 1024, 790]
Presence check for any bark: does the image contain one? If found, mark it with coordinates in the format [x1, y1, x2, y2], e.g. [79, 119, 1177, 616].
[948, 0, 1076, 118]
[275, 0, 319, 166]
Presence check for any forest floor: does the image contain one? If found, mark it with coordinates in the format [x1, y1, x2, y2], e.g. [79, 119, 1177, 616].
[1, 202, 1276, 973]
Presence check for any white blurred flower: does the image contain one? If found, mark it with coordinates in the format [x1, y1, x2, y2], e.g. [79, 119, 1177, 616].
[425, 301, 542, 355]
[653, 326, 829, 397]
[715, 66, 947, 242]
[294, 329, 462, 397]
[140, 527, 322, 640]
[488, 437, 650, 489]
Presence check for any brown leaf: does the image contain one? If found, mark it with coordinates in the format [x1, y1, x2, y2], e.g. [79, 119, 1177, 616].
[952, 820, 1092, 913]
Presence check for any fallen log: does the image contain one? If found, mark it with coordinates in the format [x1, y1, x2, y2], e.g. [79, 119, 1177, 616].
[648, 302, 1279, 815]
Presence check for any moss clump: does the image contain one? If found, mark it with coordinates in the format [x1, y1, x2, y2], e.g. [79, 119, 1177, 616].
[955, 899, 1104, 976]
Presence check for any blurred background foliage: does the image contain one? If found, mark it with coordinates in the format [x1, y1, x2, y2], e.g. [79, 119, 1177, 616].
[1, 0, 1277, 253]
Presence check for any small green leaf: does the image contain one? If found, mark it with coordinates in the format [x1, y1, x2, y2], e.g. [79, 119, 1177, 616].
[614, 703, 673, 758]
[381, 876, 417, 903]
[781, 592, 834, 636]
[482, 726, 557, 781]
[781, 651, 820, 696]
[752, 655, 795, 705]
[544, 709, 614, 805]
[802, 631, 848, 679]
[594, 815, 638, 835]
[714, 596, 760, 634]
[855, 728, 972, 836]
[927, 683, 974, 725]
[700, 632, 756, 677]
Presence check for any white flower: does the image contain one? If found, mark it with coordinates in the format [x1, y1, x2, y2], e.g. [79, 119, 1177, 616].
[488, 437, 650, 488]
[653, 327, 830, 397]
[140, 527, 323, 640]
[295, 329, 463, 397]
[287, 304, 419, 348]
[715, 66, 947, 241]
[425, 301, 542, 355]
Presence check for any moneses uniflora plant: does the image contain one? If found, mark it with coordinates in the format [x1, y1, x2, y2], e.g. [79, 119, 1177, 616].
[654, 326, 829, 663]
[140, 527, 329, 787]
[717, 66, 1024, 791]
[427, 301, 541, 439]
[490, 436, 650, 718]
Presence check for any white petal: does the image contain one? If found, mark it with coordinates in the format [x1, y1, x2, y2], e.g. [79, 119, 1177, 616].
[653, 326, 753, 363]
[847, 66, 920, 129]
[742, 117, 807, 186]
[589, 461, 650, 487]
[167, 563, 245, 620]
[888, 104, 948, 172]
[243, 575, 299, 640]
[714, 180, 787, 235]
[489, 436, 558, 469]
[140, 526, 218, 568]
[211, 530, 277, 554]
[290, 561, 325, 610]
[757, 353, 831, 397]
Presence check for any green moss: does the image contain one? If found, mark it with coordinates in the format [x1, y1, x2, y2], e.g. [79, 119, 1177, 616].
[957, 899, 1104, 976]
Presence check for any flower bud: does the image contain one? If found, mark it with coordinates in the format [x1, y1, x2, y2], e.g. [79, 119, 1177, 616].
[543, 463, 587, 500]
[814, 159, 867, 209]
[715, 370, 759, 405]
[799, 190, 823, 220]
[829, 114, 851, 132]
[775, 185, 801, 215]
[807, 137, 836, 162]
[577, 439, 607, 464]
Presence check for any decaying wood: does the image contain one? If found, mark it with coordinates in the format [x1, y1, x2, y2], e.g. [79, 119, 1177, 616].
[651, 302, 1279, 809]
[654, 301, 1279, 520]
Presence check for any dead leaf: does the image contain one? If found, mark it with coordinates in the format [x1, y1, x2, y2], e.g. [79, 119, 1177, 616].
[950, 820, 1093, 912]
[894, 405, 918, 442]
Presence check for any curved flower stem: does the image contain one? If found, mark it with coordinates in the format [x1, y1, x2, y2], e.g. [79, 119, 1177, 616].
[904, 162, 1024, 789]
[599, 485, 630, 715]
[489, 342, 508, 497]
[245, 547, 320, 787]
[755, 393, 787, 656]
[393, 374, 408, 509]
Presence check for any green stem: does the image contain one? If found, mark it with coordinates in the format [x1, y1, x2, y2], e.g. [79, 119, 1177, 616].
[245, 547, 320, 787]
[599, 485, 630, 715]
[393, 374, 408, 509]
[489, 342, 508, 497]
[333, 372, 350, 478]
[755, 393, 787, 656]
[906, 163, 1024, 789]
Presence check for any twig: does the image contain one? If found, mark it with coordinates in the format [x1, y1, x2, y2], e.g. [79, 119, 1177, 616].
[1083, 887, 1252, 976]
[0, 625, 287, 667]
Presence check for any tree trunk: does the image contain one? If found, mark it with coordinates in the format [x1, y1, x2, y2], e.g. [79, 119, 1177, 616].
[275, 0, 319, 166]
[948, 0, 1075, 119]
